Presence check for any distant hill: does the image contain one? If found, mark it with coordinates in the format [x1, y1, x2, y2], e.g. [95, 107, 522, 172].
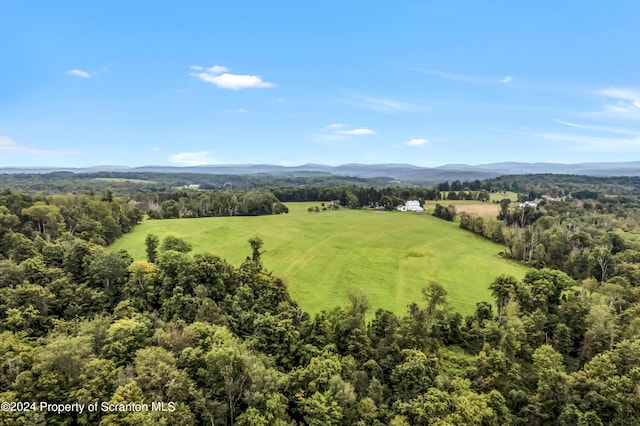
[2, 161, 640, 184]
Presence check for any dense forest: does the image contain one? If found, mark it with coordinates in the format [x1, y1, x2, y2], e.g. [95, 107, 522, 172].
[0, 172, 394, 195]
[2, 176, 640, 424]
[3, 171, 640, 197]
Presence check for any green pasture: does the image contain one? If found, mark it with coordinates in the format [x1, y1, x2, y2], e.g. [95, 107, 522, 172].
[93, 178, 156, 184]
[489, 191, 518, 202]
[111, 202, 525, 316]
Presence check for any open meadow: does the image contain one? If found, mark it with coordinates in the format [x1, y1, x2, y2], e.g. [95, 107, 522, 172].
[423, 191, 518, 218]
[111, 202, 525, 316]
[92, 177, 157, 184]
[423, 200, 501, 218]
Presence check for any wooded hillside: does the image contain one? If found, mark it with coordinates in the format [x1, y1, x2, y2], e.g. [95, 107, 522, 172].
[1, 180, 640, 424]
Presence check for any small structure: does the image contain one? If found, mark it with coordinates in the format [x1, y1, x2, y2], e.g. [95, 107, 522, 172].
[406, 200, 421, 211]
[397, 200, 424, 213]
[518, 201, 537, 208]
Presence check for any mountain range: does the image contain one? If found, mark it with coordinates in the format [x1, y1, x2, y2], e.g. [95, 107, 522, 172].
[2, 162, 640, 184]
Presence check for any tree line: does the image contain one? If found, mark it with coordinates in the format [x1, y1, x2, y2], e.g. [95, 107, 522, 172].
[456, 194, 640, 285]
[0, 190, 143, 247]
[145, 190, 289, 219]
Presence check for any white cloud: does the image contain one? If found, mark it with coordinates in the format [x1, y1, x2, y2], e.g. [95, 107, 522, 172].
[190, 64, 276, 90]
[555, 119, 640, 135]
[326, 123, 348, 130]
[555, 119, 599, 130]
[335, 128, 375, 136]
[404, 138, 430, 146]
[0, 136, 18, 150]
[189, 65, 204, 71]
[206, 65, 229, 74]
[586, 87, 640, 121]
[598, 88, 640, 101]
[317, 124, 375, 142]
[169, 151, 218, 166]
[0, 136, 44, 153]
[202, 73, 275, 90]
[527, 86, 640, 154]
[588, 103, 640, 121]
[66, 69, 91, 78]
[0, 136, 80, 157]
[537, 132, 640, 150]
[407, 67, 516, 87]
[542, 86, 640, 154]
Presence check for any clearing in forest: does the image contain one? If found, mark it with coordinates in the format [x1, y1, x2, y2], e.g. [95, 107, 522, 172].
[111, 202, 525, 316]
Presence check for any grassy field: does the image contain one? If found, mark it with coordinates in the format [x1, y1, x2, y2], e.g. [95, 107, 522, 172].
[423, 200, 501, 218]
[111, 202, 525, 316]
[489, 191, 519, 202]
[423, 191, 518, 218]
[93, 178, 156, 184]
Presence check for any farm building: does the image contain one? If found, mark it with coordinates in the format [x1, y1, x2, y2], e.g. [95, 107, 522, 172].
[397, 200, 424, 213]
[518, 201, 537, 208]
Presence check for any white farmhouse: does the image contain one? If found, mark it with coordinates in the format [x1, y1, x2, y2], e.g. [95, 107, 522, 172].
[518, 201, 537, 208]
[406, 200, 421, 211]
[397, 200, 424, 213]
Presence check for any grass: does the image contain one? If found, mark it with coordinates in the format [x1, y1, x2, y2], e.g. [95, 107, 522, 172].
[93, 178, 156, 184]
[423, 200, 501, 218]
[423, 192, 518, 218]
[110, 202, 525, 316]
[489, 191, 519, 202]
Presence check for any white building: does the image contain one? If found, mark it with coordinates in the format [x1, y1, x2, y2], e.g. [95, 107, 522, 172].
[518, 201, 537, 208]
[397, 200, 423, 213]
[406, 200, 421, 211]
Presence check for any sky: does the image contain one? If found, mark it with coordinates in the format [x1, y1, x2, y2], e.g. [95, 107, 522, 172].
[1, 1, 640, 168]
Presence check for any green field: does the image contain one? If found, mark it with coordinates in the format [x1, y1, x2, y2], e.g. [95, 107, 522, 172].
[111, 202, 525, 316]
[489, 191, 519, 202]
[93, 178, 156, 184]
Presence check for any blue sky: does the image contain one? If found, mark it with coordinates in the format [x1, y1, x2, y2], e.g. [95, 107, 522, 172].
[1, 1, 640, 167]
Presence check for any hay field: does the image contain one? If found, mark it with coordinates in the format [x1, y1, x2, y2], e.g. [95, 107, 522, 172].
[111, 202, 525, 315]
